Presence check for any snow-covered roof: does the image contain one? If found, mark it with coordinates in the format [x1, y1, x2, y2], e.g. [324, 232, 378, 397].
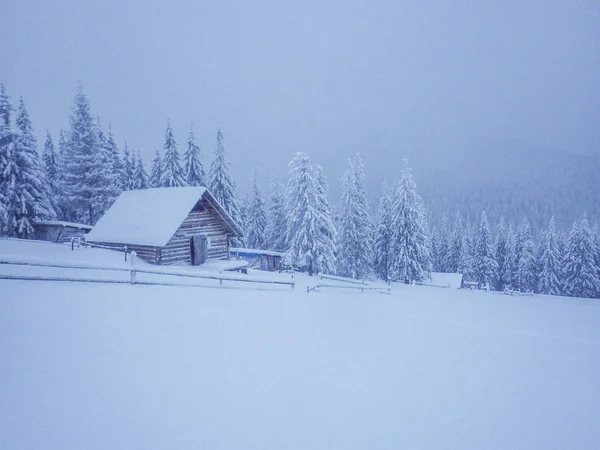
[230, 247, 285, 257]
[33, 220, 93, 231]
[87, 187, 241, 247]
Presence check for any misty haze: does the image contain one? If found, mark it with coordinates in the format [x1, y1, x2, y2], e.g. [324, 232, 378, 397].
[1, 0, 599, 449]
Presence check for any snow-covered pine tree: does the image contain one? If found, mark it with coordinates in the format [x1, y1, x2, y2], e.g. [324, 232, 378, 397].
[538, 216, 562, 295]
[95, 119, 119, 207]
[336, 154, 373, 279]
[389, 158, 431, 282]
[208, 129, 242, 226]
[448, 211, 465, 273]
[61, 84, 114, 224]
[494, 217, 511, 291]
[461, 224, 476, 281]
[562, 217, 600, 298]
[285, 153, 336, 275]
[312, 163, 337, 274]
[245, 171, 267, 249]
[9, 97, 56, 237]
[430, 229, 440, 271]
[473, 211, 497, 288]
[42, 130, 59, 193]
[515, 218, 537, 292]
[120, 143, 135, 190]
[264, 175, 287, 252]
[437, 215, 451, 272]
[0, 83, 16, 234]
[159, 121, 185, 188]
[238, 193, 249, 246]
[374, 179, 393, 282]
[149, 150, 162, 188]
[503, 225, 516, 290]
[133, 151, 149, 190]
[184, 125, 205, 187]
[106, 125, 123, 191]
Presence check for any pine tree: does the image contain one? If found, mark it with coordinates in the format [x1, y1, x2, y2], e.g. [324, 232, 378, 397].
[61, 84, 113, 224]
[149, 150, 163, 188]
[473, 211, 497, 288]
[0, 82, 15, 233]
[133, 151, 149, 190]
[538, 216, 562, 295]
[208, 129, 241, 226]
[494, 217, 511, 291]
[245, 171, 267, 249]
[514, 218, 537, 292]
[448, 211, 465, 273]
[106, 125, 123, 190]
[9, 98, 55, 237]
[159, 121, 185, 188]
[184, 124, 205, 186]
[337, 154, 373, 279]
[264, 175, 287, 252]
[42, 130, 59, 192]
[563, 217, 600, 298]
[436, 215, 450, 272]
[389, 158, 431, 282]
[285, 153, 336, 275]
[374, 179, 393, 282]
[120, 143, 135, 190]
[238, 193, 250, 246]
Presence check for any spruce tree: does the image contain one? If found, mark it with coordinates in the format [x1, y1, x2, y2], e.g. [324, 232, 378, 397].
[430, 229, 440, 271]
[437, 215, 450, 272]
[106, 125, 123, 190]
[494, 217, 511, 291]
[245, 171, 267, 249]
[337, 154, 373, 279]
[133, 151, 149, 190]
[208, 129, 241, 226]
[149, 150, 163, 188]
[473, 211, 497, 288]
[120, 143, 135, 190]
[159, 121, 185, 188]
[184, 124, 205, 186]
[264, 175, 287, 252]
[285, 153, 336, 275]
[374, 179, 393, 282]
[515, 218, 537, 292]
[389, 158, 431, 282]
[538, 216, 562, 295]
[238, 193, 250, 246]
[448, 211, 465, 273]
[61, 84, 113, 224]
[0, 82, 15, 233]
[42, 130, 59, 193]
[563, 217, 600, 298]
[10, 98, 55, 237]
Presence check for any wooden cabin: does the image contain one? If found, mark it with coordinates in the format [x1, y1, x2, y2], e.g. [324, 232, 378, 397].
[230, 247, 284, 272]
[33, 221, 93, 243]
[86, 187, 242, 265]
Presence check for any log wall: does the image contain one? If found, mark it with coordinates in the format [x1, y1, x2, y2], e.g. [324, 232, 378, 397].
[161, 209, 230, 265]
[88, 242, 161, 264]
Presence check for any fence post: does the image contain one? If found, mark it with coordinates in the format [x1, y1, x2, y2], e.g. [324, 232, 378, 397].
[71, 238, 75, 251]
[130, 251, 137, 284]
[124, 246, 128, 262]
[219, 269, 223, 286]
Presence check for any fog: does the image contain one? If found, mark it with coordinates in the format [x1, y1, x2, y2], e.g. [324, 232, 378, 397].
[2, 0, 599, 198]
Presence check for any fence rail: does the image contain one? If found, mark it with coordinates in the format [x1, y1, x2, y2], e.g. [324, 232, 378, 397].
[0, 253, 295, 289]
[307, 283, 391, 294]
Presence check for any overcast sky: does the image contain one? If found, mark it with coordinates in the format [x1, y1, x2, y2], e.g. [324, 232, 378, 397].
[2, 0, 599, 194]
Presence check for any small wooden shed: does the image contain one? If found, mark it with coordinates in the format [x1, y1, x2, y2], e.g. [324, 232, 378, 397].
[86, 187, 243, 265]
[33, 221, 93, 243]
[230, 247, 284, 271]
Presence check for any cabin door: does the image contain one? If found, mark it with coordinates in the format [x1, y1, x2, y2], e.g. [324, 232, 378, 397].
[190, 235, 207, 265]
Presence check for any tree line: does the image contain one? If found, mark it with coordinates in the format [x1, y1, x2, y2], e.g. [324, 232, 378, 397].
[1, 82, 599, 299]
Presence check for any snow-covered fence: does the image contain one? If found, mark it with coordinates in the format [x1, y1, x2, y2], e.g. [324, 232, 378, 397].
[307, 283, 391, 294]
[318, 274, 373, 286]
[0, 254, 295, 289]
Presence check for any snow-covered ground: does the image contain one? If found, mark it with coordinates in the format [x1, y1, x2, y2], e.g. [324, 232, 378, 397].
[1, 239, 599, 449]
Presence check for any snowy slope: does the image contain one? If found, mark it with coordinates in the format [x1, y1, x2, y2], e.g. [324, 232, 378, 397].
[1, 240, 599, 449]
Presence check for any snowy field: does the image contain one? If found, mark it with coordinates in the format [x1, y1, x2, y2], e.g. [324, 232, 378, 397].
[1, 240, 599, 449]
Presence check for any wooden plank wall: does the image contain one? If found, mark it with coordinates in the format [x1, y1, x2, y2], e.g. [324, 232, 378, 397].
[161, 209, 230, 265]
[34, 225, 90, 244]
